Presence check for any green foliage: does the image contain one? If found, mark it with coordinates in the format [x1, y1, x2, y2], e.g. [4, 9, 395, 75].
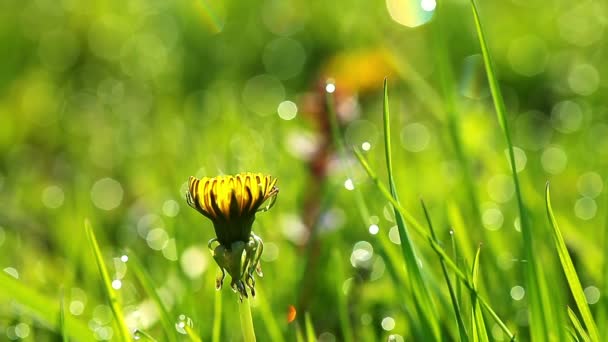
[0, 0, 605, 341]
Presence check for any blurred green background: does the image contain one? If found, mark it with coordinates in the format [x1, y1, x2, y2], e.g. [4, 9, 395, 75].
[1, 0, 607, 340]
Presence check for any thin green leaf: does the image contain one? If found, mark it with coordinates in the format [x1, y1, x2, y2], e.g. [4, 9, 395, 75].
[305, 312, 316, 342]
[471, 247, 488, 342]
[126, 249, 177, 342]
[468, 1, 555, 339]
[0, 271, 93, 340]
[354, 149, 514, 340]
[568, 307, 591, 342]
[546, 184, 600, 341]
[383, 80, 439, 340]
[185, 324, 203, 342]
[254, 285, 285, 342]
[212, 287, 222, 342]
[85, 220, 131, 341]
[60, 288, 68, 342]
[422, 200, 469, 342]
[333, 249, 354, 342]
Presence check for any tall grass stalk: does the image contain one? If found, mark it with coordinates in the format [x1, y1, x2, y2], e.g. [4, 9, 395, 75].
[382, 80, 440, 340]
[546, 183, 600, 341]
[238, 297, 256, 342]
[468, 0, 559, 339]
[354, 149, 514, 339]
[85, 220, 131, 342]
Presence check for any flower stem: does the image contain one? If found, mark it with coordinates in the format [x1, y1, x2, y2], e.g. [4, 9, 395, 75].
[238, 297, 256, 342]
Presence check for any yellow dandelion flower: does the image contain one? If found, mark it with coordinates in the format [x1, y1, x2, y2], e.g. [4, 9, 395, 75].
[186, 172, 278, 298]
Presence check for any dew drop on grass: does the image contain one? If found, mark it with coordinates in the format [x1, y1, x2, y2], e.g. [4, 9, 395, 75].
[120, 255, 129, 262]
[584, 286, 600, 304]
[510, 285, 525, 301]
[388, 334, 405, 342]
[277, 100, 298, 120]
[381, 316, 396, 331]
[344, 178, 355, 191]
[3, 267, 18, 279]
[350, 241, 373, 268]
[175, 314, 193, 335]
[368, 224, 379, 235]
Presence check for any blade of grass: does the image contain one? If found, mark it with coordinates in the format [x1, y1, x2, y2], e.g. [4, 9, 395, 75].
[126, 249, 177, 342]
[185, 324, 203, 342]
[354, 149, 514, 339]
[133, 329, 159, 342]
[212, 287, 222, 342]
[468, 1, 556, 340]
[333, 249, 354, 342]
[546, 183, 600, 341]
[85, 220, 131, 342]
[383, 80, 440, 340]
[471, 246, 488, 342]
[304, 312, 316, 342]
[422, 200, 469, 342]
[60, 288, 68, 342]
[0, 271, 93, 340]
[568, 306, 591, 342]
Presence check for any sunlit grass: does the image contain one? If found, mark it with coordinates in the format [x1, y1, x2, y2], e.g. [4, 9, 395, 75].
[0, 0, 606, 341]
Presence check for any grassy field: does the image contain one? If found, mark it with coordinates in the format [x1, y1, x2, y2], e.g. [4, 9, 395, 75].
[1, 0, 607, 341]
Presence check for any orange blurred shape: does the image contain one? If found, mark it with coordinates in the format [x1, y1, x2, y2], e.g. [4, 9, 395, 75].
[287, 305, 297, 323]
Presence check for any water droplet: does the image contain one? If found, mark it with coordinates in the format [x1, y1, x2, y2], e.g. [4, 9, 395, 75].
[584, 286, 600, 304]
[350, 241, 374, 268]
[344, 179, 355, 191]
[111, 280, 122, 290]
[368, 224, 379, 235]
[361, 142, 371, 151]
[175, 315, 193, 335]
[381, 316, 396, 331]
[277, 100, 298, 120]
[120, 255, 129, 262]
[70, 300, 85, 315]
[325, 82, 336, 93]
[510, 285, 525, 301]
[386, 0, 434, 27]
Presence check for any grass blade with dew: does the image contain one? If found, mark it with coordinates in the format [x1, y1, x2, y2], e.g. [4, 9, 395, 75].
[546, 183, 600, 341]
[354, 149, 515, 339]
[0, 263, 94, 340]
[383, 79, 440, 340]
[305, 312, 316, 342]
[470, 246, 489, 342]
[568, 306, 591, 342]
[126, 249, 178, 342]
[422, 200, 469, 341]
[184, 324, 203, 342]
[133, 329, 160, 342]
[333, 249, 354, 342]
[212, 287, 222, 342]
[85, 220, 131, 342]
[468, 1, 557, 339]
